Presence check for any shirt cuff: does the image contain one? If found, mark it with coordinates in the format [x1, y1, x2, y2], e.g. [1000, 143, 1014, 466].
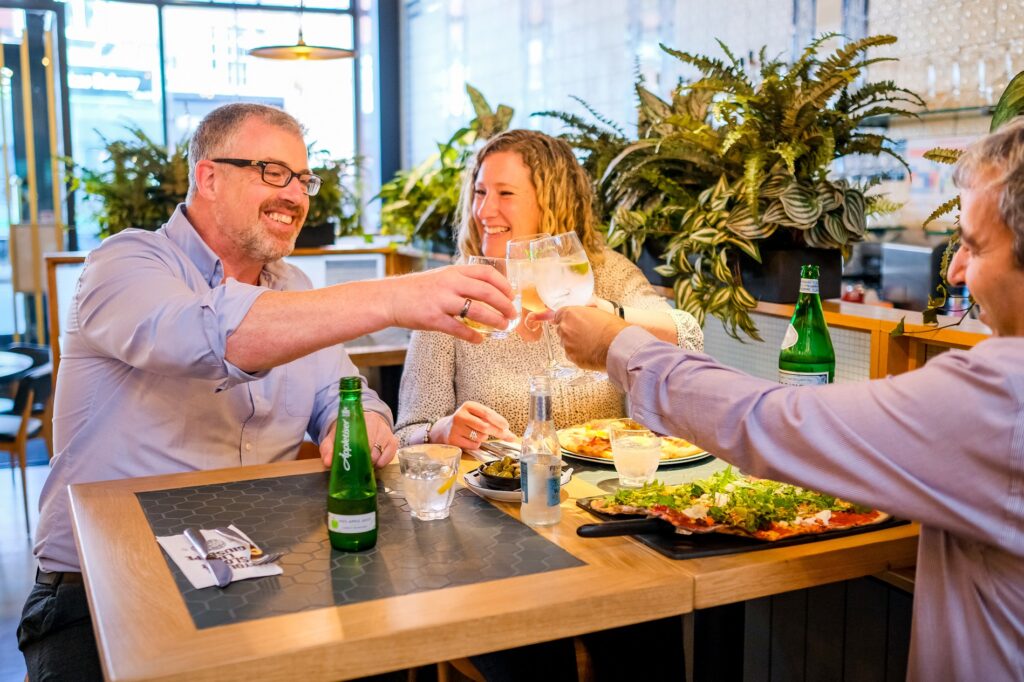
[607, 326, 661, 391]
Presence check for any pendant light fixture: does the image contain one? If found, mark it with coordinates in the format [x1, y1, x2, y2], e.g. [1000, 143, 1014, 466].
[248, 0, 355, 61]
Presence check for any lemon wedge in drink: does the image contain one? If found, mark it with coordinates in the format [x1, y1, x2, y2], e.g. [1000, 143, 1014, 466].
[568, 262, 590, 276]
[436, 474, 456, 495]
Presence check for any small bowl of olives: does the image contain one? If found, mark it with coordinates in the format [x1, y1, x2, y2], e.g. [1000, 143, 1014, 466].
[476, 456, 521, 491]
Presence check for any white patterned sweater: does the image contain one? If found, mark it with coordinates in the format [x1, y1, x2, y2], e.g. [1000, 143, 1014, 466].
[395, 249, 704, 442]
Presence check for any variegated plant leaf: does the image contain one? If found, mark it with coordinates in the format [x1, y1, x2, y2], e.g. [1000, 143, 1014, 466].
[841, 190, 867, 237]
[780, 183, 823, 225]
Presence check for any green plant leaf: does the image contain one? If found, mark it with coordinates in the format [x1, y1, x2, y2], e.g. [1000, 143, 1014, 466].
[923, 196, 960, 227]
[923, 148, 964, 165]
[990, 69, 1024, 131]
[780, 183, 823, 225]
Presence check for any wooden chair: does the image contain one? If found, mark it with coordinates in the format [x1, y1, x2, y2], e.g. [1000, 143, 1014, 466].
[0, 367, 45, 534]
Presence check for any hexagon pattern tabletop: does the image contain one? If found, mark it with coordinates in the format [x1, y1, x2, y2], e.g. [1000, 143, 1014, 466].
[137, 470, 585, 629]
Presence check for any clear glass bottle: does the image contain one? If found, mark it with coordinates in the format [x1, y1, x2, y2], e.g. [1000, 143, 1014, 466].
[520, 375, 562, 527]
[778, 264, 836, 385]
[327, 376, 378, 551]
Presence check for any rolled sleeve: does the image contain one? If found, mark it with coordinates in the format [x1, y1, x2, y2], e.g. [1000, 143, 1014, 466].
[74, 232, 271, 388]
[204, 279, 272, 391]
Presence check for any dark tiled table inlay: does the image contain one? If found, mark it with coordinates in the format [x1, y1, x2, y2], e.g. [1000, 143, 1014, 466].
[137, 471, 585, 629]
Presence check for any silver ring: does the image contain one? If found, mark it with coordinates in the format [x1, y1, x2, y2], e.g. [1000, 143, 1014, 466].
[468, 429, 478, 441]
[459, 298, 473, 318]
[372, 442, 383, 454]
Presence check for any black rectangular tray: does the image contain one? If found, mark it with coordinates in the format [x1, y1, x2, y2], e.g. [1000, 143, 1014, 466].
[575, 496, 909, 560]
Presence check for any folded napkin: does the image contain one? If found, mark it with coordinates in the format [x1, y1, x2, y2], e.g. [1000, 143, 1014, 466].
[156, 525, 282, 589]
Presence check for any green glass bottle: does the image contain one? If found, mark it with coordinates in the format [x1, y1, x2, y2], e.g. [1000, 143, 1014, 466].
[327, 376, 378, 551]
[778, 264, 836, 385]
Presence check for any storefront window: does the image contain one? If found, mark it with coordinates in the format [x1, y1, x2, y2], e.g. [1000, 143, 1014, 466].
[161, 6, 355, 161]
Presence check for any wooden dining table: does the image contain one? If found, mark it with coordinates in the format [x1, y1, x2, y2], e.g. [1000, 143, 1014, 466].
[68, 456, 918, 682]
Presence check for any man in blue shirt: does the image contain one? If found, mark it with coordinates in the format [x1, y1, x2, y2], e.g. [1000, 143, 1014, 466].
[19, 103, 515, 681]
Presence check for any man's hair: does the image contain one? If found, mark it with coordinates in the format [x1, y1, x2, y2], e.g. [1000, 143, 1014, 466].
[954, 117, 1024, 267]
[455, 129, 604, 262]
[186, 103, 305, 202]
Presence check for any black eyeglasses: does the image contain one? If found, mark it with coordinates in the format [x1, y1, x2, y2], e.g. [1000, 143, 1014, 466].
[211, 158, 322, 196]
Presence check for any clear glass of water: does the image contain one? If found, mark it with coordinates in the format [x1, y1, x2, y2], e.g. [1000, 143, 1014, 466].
[397, 444, 462, 520]
[463, 256, 522, 339]
[609, 427, 661, 488]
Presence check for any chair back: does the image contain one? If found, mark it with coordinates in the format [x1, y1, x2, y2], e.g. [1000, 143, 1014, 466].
[10, 371, 35, 417]
[24, 363, 52, 412]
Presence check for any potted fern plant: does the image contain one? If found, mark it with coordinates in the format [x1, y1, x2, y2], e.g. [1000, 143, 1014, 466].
[547, 34, 921, 340]
[295, 153, 362, 247]
[376, 84, 513, 253]
[71, 127, 189, 238]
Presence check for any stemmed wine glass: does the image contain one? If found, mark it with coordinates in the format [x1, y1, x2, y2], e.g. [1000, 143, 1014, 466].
[463, 255, 522, 339]
[506, 233, 569, 378]
[529, 232, 606, 384]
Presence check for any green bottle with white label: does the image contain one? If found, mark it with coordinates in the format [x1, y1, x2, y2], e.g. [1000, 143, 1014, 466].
[778, 264, 836, 385]
[327, 376, 378, 551]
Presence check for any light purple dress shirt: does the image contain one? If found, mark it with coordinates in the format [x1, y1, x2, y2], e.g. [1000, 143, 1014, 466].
[35, 206, 391, 573]
[608, 326, 1023, 681]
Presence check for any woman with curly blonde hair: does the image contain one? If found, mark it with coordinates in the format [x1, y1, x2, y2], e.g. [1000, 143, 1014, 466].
[395, 129, 703, 450]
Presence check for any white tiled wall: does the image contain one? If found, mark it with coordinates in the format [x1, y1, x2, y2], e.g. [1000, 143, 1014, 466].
[703, 313, 872, 384]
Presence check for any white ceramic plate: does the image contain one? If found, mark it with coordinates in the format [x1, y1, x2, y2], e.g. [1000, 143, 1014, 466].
[463, 468, 573, 503]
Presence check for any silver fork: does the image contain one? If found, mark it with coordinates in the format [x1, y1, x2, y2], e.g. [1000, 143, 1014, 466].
[249, 551, 283, 566]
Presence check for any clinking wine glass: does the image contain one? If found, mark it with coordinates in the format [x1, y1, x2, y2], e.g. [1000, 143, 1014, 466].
[463, 255, 522, 339]
[506, 233, 569, 378]
[528, 232, 605, 384]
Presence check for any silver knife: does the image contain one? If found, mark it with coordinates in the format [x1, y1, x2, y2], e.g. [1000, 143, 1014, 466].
[184, 528, 233, 588]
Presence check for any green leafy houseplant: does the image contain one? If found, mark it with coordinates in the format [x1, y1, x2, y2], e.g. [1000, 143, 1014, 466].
[71, 127, 189, 237]
[377, 84, 513, 250]
[304, 153, 362, 239]
[72, 127, 359, 241]
[546, 34, 921, 340]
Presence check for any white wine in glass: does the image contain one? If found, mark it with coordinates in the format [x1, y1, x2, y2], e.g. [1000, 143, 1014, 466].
[462, 256, 522, 339]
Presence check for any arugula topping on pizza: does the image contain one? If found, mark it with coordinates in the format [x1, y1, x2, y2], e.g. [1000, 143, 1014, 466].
[590, 467, 889, 541]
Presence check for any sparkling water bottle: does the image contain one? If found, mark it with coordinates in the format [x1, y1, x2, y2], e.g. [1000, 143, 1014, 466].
[520, 375, 562, 527]
[779, 264, 836, 385]
[327, 376, 378, 551]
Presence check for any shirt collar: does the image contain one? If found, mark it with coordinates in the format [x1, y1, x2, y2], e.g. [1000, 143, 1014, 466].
[160, 203, 291, 289]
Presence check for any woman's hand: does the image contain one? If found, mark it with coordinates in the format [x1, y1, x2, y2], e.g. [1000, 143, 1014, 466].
[432, 401, 515, 450]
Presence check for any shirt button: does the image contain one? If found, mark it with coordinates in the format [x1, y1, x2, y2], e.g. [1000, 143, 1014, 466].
[245, 443, 252, 452]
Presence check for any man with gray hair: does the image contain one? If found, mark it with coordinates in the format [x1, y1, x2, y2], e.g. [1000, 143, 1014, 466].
[553, 118, 1024, 679]
[19, 103, 516, 680]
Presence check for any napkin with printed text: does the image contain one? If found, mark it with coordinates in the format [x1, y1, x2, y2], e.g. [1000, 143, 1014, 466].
[156, 525, 282, 589]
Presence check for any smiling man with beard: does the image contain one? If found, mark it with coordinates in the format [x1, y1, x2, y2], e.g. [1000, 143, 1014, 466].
[18, 103, 516, 681]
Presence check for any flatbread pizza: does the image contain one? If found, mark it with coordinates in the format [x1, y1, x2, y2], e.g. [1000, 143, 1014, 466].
[558, 418, 705, 462]
[590, 467, 890, 542]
